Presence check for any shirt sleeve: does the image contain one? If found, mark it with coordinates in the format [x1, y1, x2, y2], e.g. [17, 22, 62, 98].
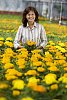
[14, 25, 22, 49]
[40, 25, 48, 48]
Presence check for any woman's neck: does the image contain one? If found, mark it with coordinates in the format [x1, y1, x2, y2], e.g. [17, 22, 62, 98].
[28, 22, 34, 29]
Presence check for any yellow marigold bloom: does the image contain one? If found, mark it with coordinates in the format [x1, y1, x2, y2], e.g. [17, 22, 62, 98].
[3, 63, 14, 69]
[58, 76, 67, 84]
[0, 97, 7, 100]
[63, 63, 67, 67]
[21, 97, 34, 100]
[65, 85, 67, 88]
[50, 84, 58, 90]
[58, 42, 65, 47]
[31, 56, 38, 62]
[6, 68, 22, 76]
[64, 67, 67, 71]
[31, 49, 41, 54]
[64, 73, 67, 77]
[17, 59, 26, 66]
[32, 85, 47, 92]
[4, 41, 13, 47]
[45, 51, 51, 57]
[4, 48, 14, 57]
[12, 79, 25, 90]
[33, 61, 43, 67]
[37, 67, 45, 72]
[0, 83, 8, 89]
[2, 56, 10, 64]
[55, 46, 66, 53]
[0, 37, 4, 41]
[49, 41, 55, 45]
[17, 48, 28, 53]
[48, 66, 59, 72]
[62, 77, 67, 84]
[0, 41, 4, 46]
[5, 74, 18, 80]
[25, 70, 38, 76]
[6, 37, 13, 41]
[27, 40, 36, 46]
[28, 77, 40, 87]
[43, 73, 57, 85]
[13, 90, 20, 96]
[58, 60, 66, 65]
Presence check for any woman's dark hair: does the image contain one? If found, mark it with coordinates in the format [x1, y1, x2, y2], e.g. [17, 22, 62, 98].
[22, 6, 39, 27]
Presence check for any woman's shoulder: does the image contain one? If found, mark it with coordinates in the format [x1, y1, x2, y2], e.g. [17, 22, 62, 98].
[18, 24, 24, 29]
[36, 22, 43, 26]
[36, 22, 44, 29]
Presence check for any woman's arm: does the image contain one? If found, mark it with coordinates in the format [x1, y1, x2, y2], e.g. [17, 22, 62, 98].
[14, 26, 22, 49]
[40, 25, 48, 48]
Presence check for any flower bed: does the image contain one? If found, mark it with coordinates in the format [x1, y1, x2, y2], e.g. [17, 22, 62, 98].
[0, 14, 67, 100]
[0, 37, 67, 100]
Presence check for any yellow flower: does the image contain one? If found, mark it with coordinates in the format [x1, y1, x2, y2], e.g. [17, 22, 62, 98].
[0, 97, 7, 100]
[64, 73, 67, 77]
[64, 67, 67, 71]
[55, 46, 66, 53]
[58, 76, 67, 84]
[4, 41, 13, 47]
[58, 42, 65, 47]
[25, 70, 38, 76]
[0, 41, 4, 46]
[2, 56, 10, 64]
[65, 85, 67, 88]
[6, 68, 22, 76]
[16, 59, 26, 66]
[5, 74, 18, 80]
[12, 79, 25, 90]
[0, 37, 4, 41]
[21, 97, 34, 100]
[43, 73, 57, 85]
[13, 90, 20, 96]
[48, 66, 59, 72]
[4, 48, 14, 57]
[31, 49, 41, 54]
[27, 40, 36, 46]
[37, 67, 45, 72]
[33, 61, 43, 67]
[28, 77, 40, 87]
[3, 63, 14, 69]
[6, 37, 13, 41]
[50, 84, 58, 90]
[0, 83, 8, 89]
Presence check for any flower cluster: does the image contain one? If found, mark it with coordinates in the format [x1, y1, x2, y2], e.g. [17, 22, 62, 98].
[0, 37, 67, 100]
[24, 40, 36, 52]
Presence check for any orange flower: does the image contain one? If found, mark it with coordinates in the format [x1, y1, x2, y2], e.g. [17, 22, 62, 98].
[32, 85, 47, 92]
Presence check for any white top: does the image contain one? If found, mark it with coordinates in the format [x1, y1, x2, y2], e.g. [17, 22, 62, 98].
[14, 22, 47, 49]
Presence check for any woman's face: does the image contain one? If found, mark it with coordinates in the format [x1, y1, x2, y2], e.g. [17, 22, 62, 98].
[26, 11, 36, 23]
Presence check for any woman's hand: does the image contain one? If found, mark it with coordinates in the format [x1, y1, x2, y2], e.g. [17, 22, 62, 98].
[37, 46, 43, 49]
[17, 46, 23, 49]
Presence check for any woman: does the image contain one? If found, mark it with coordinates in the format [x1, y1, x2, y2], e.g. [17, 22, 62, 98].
[14, 6, 47, 49]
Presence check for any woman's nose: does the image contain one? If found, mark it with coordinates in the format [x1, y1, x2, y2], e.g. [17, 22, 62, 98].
[29, 15, 33, 17]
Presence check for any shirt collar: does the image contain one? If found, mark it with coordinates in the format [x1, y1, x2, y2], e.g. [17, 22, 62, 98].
[27, 22, 37, 28]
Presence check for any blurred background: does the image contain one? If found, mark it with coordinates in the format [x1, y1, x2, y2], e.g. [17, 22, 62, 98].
[0, 0, 67, 23]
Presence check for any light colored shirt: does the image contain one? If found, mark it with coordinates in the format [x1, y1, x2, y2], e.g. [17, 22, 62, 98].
[14, 22, 47, 49]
